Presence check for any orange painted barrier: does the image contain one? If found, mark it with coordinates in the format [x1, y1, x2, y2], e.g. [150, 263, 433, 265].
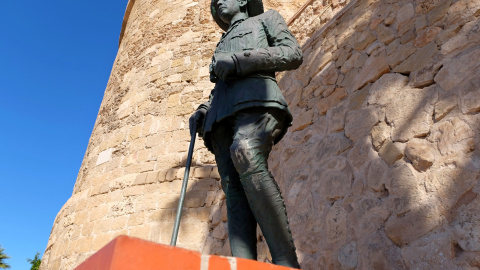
[75, 236, 299, 270]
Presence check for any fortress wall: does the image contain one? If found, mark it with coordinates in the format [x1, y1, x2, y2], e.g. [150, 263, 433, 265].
[270, 0, 480, 268]
[40, 0, 305, 269]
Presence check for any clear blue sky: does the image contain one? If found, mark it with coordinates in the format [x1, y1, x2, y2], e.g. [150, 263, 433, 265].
[0, 1, 128, 269]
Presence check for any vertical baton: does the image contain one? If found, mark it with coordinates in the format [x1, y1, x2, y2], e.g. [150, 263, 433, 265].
[170, 127, 196, 246]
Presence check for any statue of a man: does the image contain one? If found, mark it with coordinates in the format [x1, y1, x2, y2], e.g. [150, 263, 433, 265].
[189, 0, 302, 267]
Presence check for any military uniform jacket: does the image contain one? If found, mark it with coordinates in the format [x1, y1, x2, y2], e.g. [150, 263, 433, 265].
[200, 9, 303, 149]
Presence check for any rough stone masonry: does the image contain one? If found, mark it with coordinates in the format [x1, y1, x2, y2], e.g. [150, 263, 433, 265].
[41, 0, 480, 269]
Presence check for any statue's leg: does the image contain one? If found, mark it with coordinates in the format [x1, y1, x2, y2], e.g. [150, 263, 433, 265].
[230, 108, 300, 268]
[209, 122, 258, 259]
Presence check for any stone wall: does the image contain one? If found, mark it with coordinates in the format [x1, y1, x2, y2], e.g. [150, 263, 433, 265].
[41, 0, 480, 269]
[39, 0, 305, 269]
[271, 0, 480, 268]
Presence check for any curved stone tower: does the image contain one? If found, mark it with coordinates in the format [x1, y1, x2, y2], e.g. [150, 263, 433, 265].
[42, 0, 480, 269]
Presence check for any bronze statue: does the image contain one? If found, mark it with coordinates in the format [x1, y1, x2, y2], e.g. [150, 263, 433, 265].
[189, 0, 302, 267]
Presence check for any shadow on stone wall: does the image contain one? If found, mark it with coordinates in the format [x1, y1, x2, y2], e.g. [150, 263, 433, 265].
[273, 0, 480, 268]
[152, 151, 273, 263]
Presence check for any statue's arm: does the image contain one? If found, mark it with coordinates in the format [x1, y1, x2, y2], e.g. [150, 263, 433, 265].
[232, 10, 303, 76]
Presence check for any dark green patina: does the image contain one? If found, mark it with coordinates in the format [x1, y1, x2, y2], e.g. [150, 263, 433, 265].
[190, 0, 303, 267]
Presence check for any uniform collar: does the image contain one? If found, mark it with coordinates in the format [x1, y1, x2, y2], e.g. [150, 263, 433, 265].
[222, 18, 246, 38]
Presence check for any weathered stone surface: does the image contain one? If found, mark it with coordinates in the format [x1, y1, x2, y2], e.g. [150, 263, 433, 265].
[459, 78, 480, 114]
[375, 24, 396, 44]
[413, 26, 442, 48]
[393, 42, 439, 74]
[368, 73, 409, 106]
[344, 107, 382, 141]
[352, 30, 376, 51]
[351, 48, 390, 91]
[347, 137, 377, 171]
[435, 45, 480, 92]
[378, 139, 405, 165]
[338, 242, 358, 270]
[315, 87, 347, 115]
[387, 163, 424, 214]
[441, 18, 480, 56]
[453, 197, 480, 252]
[385, 201, 444, 246]
[366, 157, 390, 192]
[426, 0, 452, 26]
[385, 84, 437, 142]
[409, 60, 443, 88]
[396, 3, 415, 35]
[405, 139, 435, 171]
[291, 109, 314, 131]
[428, 118, 475, 156]
[434, 91, 457, 121]
[326, 202, 348, 244]
[316, 167, 353, 201]
[326, 100, 348, 132]
[401, 232, 459, 269]
[371, 121, 390, 150]
[386, 40, 417, 68]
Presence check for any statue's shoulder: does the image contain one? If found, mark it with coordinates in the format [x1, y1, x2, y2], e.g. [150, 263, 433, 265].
[254, 9, 286, 23]
[256, 9, 281, 19]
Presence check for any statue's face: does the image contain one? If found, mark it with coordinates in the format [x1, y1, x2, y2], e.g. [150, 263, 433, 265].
[217, 0, 241, 24]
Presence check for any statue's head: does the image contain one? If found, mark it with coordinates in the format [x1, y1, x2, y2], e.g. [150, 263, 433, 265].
[211, 0, 264, 31]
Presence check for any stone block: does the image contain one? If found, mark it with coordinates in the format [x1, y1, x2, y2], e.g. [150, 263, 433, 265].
[291, 109, 314, 131]
[393, 42, 438, 74]
[368, 73, 409, 106]
[314, 87, 347, 115]
[401, 232, 458, 269]
[426, 0, 451, 26]
[212, 222, 228, 240]
[375, 24, 396, 44]
[428, 118, 475, 156]
[352, 30, 376, 52]
[378, 139, 405, 165]
[127, 212, 146, 227]
[386, 84, 437, 142]
[444, 18, 480, 55]
[344, 107, 382, 141]
[371, 121, 390, 150]
[351, 48, 390, 91]
[409, 61, 443, 88]
[366, 158, 390, 192]
[338, 242, 358, 270]
[210, 166, 220, 179]
[96, 148, 114, 166]
[385, 202, 444, 246]
[184, 190, 208, 208]
[435, 45, 480, 92]
[453, 197, 480, 252]
[396, 3, 415, 35]
[413, 26, 442, 48]
[326, 202, 348, 244]
[326, 100, 348, 132]
[405, 139, 435, 171]
[193, 166, 213, 179]
[434, 92, 456, 121]
[459, 78, 480, 114]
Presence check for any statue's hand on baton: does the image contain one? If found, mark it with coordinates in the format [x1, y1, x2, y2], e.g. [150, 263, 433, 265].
[189, 108, 206, 137]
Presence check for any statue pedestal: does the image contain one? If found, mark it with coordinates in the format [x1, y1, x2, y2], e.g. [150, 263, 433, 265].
[74, 235, 298, 270]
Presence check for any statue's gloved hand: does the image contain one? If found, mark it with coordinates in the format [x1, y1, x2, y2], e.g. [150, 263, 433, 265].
[213, 54, 236, 81]
[189, 108, 207, 137]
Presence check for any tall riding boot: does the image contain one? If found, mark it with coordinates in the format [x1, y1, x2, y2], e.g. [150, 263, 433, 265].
[240, 170, 300, 268]
[226, 190, 258, 259]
